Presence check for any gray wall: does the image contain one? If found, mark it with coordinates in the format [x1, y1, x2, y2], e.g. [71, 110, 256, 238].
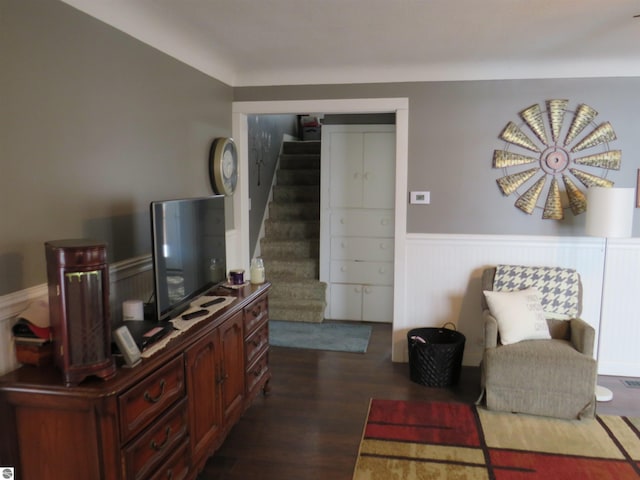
[1, 0, 233, 295]
[5, 0, 640, 298]
[235, 79, 640, 237]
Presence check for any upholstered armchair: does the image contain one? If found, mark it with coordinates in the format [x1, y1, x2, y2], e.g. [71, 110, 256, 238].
[478, 265, 597, 420]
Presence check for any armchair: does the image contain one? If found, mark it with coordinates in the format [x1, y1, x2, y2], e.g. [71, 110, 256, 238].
[478, 265, 597, 419]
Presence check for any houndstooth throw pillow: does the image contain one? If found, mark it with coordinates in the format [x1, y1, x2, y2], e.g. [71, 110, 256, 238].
[494, 265, 580, 318]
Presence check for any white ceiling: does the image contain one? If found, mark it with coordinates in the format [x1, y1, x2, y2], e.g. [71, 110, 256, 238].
[61, 0, 640, 87]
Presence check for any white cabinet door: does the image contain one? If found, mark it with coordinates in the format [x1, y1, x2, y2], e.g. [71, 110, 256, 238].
[329, 284, 393, 323]
[362, 285, 394, 323]
[363, 132, 396, 209]
[329, 132, 363, 208]
[330, 284, 363, 321]
[327, 129, 395, 209]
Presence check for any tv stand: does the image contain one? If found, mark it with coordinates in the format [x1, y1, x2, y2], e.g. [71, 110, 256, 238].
[0, 283, 271, 480]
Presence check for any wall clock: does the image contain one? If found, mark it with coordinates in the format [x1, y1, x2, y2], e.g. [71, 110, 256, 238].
[209, 137, 238, 196]
[492, 100, 621, 219]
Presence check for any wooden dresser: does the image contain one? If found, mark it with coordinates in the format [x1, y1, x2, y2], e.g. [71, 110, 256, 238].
[0, 283, 271, 480]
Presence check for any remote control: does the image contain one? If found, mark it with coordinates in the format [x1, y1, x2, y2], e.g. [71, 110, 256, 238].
[181, 309, 209, 320]
[201, 297, 226, 308]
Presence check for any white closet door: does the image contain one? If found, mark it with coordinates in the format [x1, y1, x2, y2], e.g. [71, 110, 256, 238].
[363, 132, 396, 209]
[330, 284, 363, 321]
[362, 285, 394, 323]
[329, 132, 363, 208]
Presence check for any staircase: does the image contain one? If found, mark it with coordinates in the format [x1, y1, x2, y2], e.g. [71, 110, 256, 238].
[260, 140, 326, 323]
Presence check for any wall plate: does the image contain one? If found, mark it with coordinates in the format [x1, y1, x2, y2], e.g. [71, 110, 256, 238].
[410, 191, 430, 204]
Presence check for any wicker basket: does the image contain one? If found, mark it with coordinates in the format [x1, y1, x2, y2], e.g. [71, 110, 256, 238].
[407, 324, 466, 387]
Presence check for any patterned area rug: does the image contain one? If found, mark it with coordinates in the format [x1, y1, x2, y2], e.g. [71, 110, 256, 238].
[353, 399, 640, 479]
[269, 320, 372, 353]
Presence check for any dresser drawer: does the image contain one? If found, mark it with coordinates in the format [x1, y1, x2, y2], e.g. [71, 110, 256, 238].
[330, 210, 394, 237]
[330, 260, 394, 285]
[148, 439, 190, 480]
[119, 354, 186, 443]
[245, 321, 268, 366]
[123, 398, 189, 480]
[243, 295, 268, 335]
[331, 236, 394, 262]
[246, 351, 269, 396]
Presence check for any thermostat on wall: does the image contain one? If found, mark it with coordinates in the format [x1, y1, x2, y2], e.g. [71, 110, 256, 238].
[410, 191, 430, 204]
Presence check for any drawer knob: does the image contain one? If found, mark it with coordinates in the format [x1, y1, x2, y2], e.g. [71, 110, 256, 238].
[150, 425, 172, 451]
[144, 379, 166, 404]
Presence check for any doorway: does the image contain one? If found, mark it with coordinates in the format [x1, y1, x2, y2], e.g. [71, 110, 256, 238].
[231, 98, 409, 360]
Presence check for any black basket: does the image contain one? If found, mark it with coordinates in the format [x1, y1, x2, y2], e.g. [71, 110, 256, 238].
[407, 324, 466, 387]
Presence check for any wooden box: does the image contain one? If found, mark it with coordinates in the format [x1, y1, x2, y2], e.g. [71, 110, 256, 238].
[15, 342, 54, 367]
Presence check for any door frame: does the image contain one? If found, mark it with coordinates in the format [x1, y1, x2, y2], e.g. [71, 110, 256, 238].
[231, 98, 408, 359]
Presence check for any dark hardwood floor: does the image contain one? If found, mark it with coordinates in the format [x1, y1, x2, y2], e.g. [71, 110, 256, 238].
[198, 322, 640, 480]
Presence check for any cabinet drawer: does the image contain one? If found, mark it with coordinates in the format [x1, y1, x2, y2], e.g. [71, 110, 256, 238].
[331, 236, 394, 261]
[246, 351, 269, 396]
[148, 439, 190, 480]
[119, 355, 186, 443]
[123, 398, 189, 480]
[245, 321, 269, 366]
[331, 210, 394, 237]
[330, 260, 394, 285]
[243, 295, 268, 334]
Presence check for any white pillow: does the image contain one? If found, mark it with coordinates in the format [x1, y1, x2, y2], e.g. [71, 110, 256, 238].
[483, 287, 551, 345]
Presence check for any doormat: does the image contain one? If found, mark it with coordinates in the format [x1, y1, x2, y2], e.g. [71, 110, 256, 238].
[353, 399, 640, 479]
[622, 379, 640, 388]
[269, 320, 371, 353]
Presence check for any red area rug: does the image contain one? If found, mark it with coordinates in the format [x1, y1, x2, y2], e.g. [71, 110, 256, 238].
[353, 399, 640, 479]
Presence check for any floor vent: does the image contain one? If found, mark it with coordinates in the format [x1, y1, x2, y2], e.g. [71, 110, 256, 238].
[621, 379, 640, 388]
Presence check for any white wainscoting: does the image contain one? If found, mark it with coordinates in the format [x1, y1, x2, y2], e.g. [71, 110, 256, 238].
[0, 255, 153, 376]
[597, 239, 640, 377]
[2, 234, 638, 378]
[393, 234, 640, 377]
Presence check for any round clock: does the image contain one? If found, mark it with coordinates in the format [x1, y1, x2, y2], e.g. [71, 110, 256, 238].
[209, 137, 238, 196]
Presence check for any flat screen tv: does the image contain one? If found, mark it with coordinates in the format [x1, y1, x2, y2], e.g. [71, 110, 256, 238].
[150, 195, 227, 321]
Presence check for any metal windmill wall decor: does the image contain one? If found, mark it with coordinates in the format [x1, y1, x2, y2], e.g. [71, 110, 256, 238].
[493, 100, 621, 219]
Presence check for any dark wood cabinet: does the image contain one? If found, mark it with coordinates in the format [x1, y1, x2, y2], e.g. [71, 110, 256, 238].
[186, 309, 245, 471]
[218, 311, 245, 425]
[0, 283, 271, 480]
[186, 327, 221, 470]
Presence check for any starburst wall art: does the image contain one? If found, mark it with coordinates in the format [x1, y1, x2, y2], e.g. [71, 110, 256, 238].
[493, 100, 621, 219]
